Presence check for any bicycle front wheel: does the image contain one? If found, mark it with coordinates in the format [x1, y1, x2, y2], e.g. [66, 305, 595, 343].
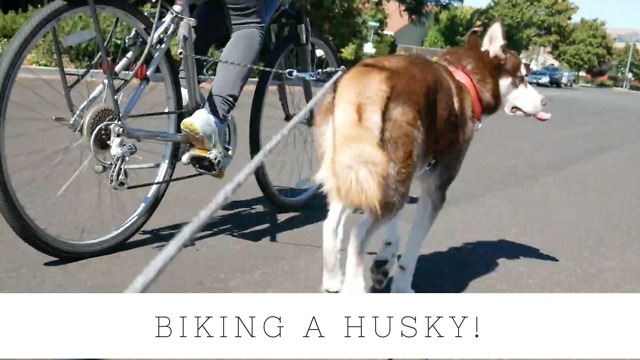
[0, 0, 183, 259]
[249, 31, 340, 212]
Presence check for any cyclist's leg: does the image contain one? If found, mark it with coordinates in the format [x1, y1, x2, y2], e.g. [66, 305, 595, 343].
[207, 0, 265, 120]
[181, 0, 265, 154]
[207, 26, 264, 120]
[177, 0, 231, 102]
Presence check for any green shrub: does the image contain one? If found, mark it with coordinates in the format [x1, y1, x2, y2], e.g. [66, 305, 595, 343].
[607, 74, 624, 87]
[0, 6, 37, 40]
[1, 5, 146, 68]
[0, 37, 9, 58]
[0, 1, 384, 76]
[578, 76, 591, 84]
[594, 79, 614, 87]
[0, 3, 221, 72]
[340, 32, 396, 67]
[303, 0, 391, 65]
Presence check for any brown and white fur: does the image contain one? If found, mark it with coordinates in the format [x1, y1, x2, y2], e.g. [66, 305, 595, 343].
[312, 20, 550, 293]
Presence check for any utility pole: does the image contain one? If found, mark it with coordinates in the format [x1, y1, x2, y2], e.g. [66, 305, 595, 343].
[624, 43, 634, 89]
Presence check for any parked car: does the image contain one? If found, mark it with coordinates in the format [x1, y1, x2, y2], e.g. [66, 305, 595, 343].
[562, 71, 577, 87]
[542, 66, 563, 87]
[528, 70, 551, 86]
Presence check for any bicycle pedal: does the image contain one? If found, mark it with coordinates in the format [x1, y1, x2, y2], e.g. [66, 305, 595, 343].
[183, 148, 225, 178]
[191, 158, 225, 178]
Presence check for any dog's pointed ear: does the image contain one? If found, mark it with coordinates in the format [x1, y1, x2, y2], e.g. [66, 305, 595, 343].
[481, 20, 506, 59]
[465, 22, 483, 50]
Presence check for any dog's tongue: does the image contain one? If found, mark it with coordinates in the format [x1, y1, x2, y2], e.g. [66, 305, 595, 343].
[534, 111, 551, 121]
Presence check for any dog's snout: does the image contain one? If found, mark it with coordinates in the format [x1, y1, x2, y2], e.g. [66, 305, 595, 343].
[541, 96, 548, 107]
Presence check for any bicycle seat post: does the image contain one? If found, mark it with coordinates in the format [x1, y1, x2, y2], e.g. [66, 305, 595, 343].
[175, 0, 200, 112]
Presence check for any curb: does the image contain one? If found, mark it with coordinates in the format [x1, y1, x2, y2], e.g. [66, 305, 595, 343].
[612, 87, 640, 94]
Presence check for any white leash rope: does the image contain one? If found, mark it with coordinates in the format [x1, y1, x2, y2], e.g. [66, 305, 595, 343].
[124, 71, 344, 293]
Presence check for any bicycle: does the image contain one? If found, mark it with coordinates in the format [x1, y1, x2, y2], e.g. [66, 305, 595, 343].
[0, 0, 342, 259]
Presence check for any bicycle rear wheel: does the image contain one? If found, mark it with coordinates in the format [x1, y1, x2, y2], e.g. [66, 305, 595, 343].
[249, 31, 340, 212]
[0, 0, 183, 259]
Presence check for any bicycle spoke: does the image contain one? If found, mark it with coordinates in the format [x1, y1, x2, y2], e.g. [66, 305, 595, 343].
[57, 154, 92, 197]
[0, 1, 181, 256]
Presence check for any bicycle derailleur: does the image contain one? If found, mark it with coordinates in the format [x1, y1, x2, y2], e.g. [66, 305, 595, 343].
[107, 137, 137, 190]
[84, 104, 238, 187]
[84, 105, 137, 190]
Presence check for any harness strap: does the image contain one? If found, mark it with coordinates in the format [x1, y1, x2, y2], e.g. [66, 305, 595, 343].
[449, 67, 483, 121]
[429, 57, 484, 153]
[432, 56, 483, 123]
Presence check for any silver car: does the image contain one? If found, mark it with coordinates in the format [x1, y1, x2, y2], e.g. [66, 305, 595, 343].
[562, 71, 577, 87]
[528, 70, 550, 86]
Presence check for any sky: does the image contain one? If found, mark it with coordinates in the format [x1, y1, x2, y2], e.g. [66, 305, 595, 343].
[461, 0, 639, 30]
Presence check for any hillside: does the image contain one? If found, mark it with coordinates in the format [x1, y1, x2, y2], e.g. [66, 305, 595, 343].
[608, 28, 640, 43]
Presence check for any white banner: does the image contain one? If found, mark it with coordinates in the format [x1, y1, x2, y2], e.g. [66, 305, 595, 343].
[0, 293, 637, 359]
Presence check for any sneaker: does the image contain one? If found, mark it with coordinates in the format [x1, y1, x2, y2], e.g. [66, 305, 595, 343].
[180, 108, 226, 154]
[180, 109, 229, 178]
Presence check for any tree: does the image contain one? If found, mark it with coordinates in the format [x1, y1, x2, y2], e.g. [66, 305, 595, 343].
[395, 0, 464, 17]
[554, 18, 615, 73]
[302, 0, 390, 62]
[478, 0, 578, 53]
[613, 43, 640, 82]
[423, 5, 479, 48]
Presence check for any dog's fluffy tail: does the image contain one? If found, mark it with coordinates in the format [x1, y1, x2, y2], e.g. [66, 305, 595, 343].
[314, 96, 389, 216]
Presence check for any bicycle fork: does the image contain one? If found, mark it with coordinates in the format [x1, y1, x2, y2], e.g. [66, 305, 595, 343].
[274, 11, 315, 124]
[296, 14, 314, 103]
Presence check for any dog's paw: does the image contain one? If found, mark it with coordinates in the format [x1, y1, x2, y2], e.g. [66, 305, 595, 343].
[370, 259, 392, 289]
[322, 275, 344, 293]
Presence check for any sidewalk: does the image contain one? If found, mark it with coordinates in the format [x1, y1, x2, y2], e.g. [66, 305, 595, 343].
[612, 87, 640, 94]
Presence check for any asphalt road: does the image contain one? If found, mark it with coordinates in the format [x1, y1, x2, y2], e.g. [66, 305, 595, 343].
[1, 80, 639, 293]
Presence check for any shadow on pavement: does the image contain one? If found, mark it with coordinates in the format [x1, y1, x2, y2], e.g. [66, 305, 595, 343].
[127, 194, 326, 249]
[372, 239, 559, 293]
[43, 194, 328, 266]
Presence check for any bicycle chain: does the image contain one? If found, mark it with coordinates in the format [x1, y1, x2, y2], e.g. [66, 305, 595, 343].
[194, 54, 347, 82]
[123, 57, 346, 190]
[126, 172, 205, 190]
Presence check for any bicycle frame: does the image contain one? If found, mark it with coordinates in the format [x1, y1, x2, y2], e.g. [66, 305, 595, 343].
[52, 0, 188, 144]
[64, 0, 313, 147]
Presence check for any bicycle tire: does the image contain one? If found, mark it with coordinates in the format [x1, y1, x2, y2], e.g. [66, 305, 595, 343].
[0, 0, 183, 259]
[249, 30, 340, 212]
